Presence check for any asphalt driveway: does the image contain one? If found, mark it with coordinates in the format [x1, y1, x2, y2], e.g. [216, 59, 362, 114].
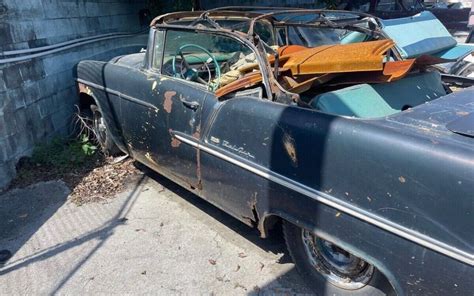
[0, 170, 312, 294]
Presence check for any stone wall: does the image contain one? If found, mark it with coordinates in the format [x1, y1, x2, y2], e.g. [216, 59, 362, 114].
[0, 0, 149, 189]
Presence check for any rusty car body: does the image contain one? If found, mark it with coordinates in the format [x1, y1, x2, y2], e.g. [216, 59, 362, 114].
[75, 8, 474, 295]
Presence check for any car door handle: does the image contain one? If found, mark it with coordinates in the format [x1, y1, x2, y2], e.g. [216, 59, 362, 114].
[181, 99, 200, 111]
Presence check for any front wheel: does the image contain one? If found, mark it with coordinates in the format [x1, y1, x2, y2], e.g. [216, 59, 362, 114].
[283, 221, 393, 295]
[90, 104, 120, 155]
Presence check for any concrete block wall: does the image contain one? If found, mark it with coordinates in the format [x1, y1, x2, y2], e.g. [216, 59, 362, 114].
[0, 0, 148, 189]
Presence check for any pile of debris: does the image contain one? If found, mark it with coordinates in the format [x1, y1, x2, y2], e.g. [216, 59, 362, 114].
[69, 157, 141, 205]
[11, 154, 141, 205]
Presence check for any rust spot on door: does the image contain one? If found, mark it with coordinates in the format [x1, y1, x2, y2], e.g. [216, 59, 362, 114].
[164, 91, 176, 113]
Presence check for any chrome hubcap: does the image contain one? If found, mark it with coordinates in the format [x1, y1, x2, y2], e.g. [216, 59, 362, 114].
[302, 230, 374, 290]
[93, 112, 107, 146]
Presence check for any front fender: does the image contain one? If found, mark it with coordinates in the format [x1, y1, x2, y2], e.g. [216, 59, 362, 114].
[76, 60, 127, 153]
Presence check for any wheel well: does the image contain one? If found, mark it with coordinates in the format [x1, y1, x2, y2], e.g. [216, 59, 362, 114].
[79, 92, 95, 111]
[262, 215, 398, 295]
[260, 214, 282, 238]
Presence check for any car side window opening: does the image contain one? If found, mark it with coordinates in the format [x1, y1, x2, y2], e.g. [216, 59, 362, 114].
[159, 29, 265, 98]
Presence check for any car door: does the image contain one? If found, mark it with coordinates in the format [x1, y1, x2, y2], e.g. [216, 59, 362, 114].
[117, 29, 207, 189]
[150, 26, 275, 222]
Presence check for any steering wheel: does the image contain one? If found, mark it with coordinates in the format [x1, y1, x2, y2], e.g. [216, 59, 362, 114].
[172, 44, 221, 91]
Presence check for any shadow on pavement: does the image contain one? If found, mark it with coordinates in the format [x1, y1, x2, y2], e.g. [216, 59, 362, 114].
[142, 167, 314, 294]
[1, 165, 313, 293]
[0, 174, 146, 294]
[0, 181, 69, 267]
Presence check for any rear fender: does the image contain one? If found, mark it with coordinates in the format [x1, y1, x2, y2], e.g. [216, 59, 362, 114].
[259, 211, 402, 295]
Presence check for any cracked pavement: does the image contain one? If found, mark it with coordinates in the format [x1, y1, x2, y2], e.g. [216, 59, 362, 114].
[0, 170, 312, 295]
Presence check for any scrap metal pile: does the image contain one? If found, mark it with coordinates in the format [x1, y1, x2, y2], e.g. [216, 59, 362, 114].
[216, 40, 446, 98]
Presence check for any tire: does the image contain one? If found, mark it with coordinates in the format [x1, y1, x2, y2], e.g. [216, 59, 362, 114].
[283, 221, 394, 296]
[90, 104, 121, 156]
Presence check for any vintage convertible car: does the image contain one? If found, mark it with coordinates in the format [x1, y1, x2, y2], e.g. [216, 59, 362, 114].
[75, 9, 474, 295]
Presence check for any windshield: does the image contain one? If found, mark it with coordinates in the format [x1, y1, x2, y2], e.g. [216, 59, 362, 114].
[282, 26, 350, 47]
[169, 19, 276, 46]
[270, 11, 374, 46]
[163, 30, 252, 58]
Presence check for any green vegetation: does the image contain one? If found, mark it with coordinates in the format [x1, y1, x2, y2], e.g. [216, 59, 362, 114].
[29, 135, 98, 169]
[11, 134, 103, 189]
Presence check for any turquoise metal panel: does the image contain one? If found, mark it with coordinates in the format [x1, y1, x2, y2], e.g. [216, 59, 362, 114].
[434, 44, 474, 60]
[314, 83, 396, 118]
[381, 11, 457, 59]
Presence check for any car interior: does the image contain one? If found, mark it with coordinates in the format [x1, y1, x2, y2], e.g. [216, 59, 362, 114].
[156, 12, 471, 119]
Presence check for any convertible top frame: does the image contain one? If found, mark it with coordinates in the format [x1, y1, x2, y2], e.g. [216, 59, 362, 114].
[150, 7, 386, 42]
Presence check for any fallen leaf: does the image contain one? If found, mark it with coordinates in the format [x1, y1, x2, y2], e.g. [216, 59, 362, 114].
[234, 283, 246, 290]
[208, 259, 217, 265]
